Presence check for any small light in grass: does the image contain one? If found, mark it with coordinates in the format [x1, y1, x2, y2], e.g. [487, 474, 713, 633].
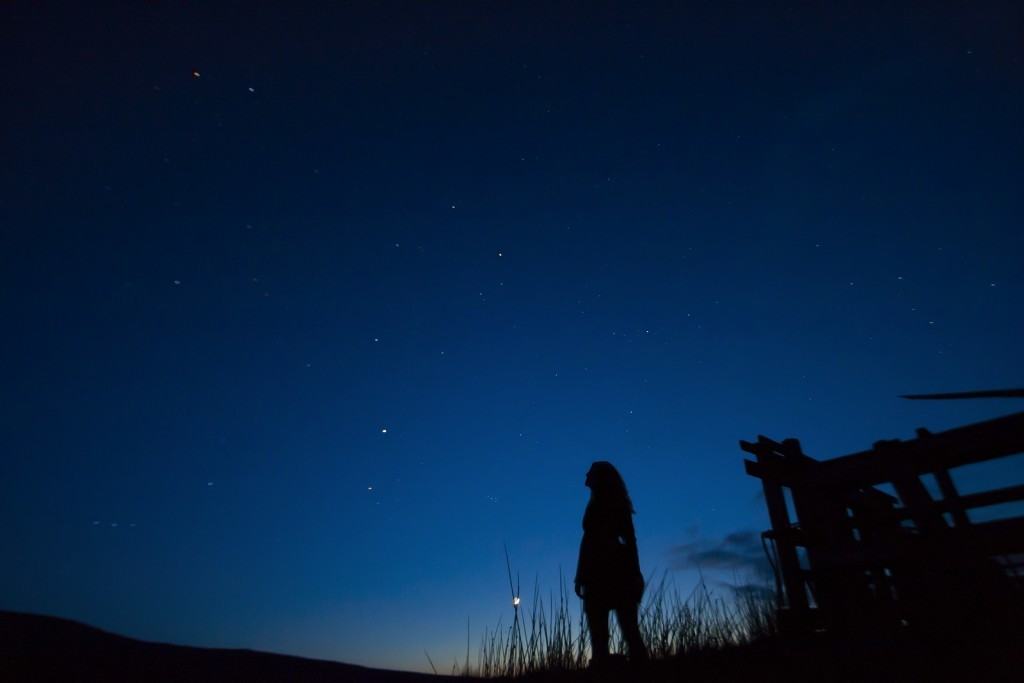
[513, 596, 521, 607]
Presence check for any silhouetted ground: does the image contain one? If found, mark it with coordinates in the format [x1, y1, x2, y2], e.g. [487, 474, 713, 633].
[0, 611, 468, 682]
[3, 610, 1020, 682]
[539, 633, 1021, 683]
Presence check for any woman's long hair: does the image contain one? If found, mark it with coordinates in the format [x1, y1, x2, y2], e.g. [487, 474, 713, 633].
[586, 461, 635, 515]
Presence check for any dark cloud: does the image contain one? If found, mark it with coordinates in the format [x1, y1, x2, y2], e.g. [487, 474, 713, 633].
[723, 530, 758, 546]
[670, 528, 773, 581]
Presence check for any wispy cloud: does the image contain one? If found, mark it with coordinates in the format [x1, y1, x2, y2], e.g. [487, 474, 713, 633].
[726, 582, 776, 601]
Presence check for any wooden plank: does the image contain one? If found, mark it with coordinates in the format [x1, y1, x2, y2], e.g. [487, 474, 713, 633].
[842, 483, 1024, 524]
[781, 439, 876, 631]
[885, 450, 948, 534]
[902, 389, 1024, 400]
[744, 459, 798, 481]
[740, 436, 791, 460]
[799, 515, 1024, 569]
[772, 411, 1024, 489]
[945, 483, 1024, 512]
[934, 468, 970, 527]
[743, 439, 811, 617]
[786, 516, 1024, 571]
[760, 478, 810, 614]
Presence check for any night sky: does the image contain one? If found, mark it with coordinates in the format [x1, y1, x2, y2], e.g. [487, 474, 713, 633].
[2, 1, 1022, 673]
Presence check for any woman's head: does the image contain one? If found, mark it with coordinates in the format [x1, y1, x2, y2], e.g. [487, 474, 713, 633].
[585, 461, 634, 513]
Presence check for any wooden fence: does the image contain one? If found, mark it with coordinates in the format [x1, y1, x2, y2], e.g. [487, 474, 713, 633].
[742, 410, 1024, 637]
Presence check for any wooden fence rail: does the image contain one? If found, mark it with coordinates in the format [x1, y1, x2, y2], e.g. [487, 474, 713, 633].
[742, 411, 1024, 637]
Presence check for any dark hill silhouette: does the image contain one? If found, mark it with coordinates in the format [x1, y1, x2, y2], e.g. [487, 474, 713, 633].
[0, 611, 468, 683]
[7, 609, 1019, 683]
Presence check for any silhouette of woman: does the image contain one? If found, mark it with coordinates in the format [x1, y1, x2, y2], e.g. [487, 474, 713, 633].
[574, 461, 648, 664]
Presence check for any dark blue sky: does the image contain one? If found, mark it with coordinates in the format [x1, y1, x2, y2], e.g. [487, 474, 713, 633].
[2, 1, 1022, 672]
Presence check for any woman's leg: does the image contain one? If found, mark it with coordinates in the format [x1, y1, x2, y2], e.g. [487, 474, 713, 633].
[616, 602, 648, 661]
[584, 601, 610, 662]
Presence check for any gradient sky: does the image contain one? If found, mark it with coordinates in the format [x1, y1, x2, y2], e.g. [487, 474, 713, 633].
[2, 1, 1022, 673]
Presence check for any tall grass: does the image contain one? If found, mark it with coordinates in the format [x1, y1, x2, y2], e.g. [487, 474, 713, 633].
[459, 571, 776, 677]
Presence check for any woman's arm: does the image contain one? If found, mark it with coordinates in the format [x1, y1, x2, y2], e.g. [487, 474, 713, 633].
[575, 533, 592, 597]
